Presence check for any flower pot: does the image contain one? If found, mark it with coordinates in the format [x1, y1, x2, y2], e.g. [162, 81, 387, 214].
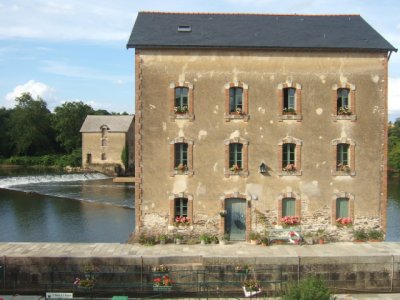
[242, 286, 261, 297]
[318, 239, 325, 245]
[250, 239, 259, 245]
[153, 285, 172, 292]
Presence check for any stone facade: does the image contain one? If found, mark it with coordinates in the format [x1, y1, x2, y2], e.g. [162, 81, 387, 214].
[80, 115, 134, 174]
[129, 13, 395, 241]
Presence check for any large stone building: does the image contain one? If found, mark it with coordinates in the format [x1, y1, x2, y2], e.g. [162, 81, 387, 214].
[80, 115, 134, 174]
[127, 12, 397, 240]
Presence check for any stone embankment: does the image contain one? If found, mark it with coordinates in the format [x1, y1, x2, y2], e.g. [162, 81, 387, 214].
[0, 242, 400, 296]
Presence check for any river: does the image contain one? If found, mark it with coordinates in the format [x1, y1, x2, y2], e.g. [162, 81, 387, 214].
[0, 169, 134, 243]
[0, 169, 399, 242]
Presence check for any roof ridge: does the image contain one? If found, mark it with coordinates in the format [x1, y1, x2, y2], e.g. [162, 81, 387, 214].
[139, 11, 360, 17]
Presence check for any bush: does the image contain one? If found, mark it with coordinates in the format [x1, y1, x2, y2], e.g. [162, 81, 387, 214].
[368, 229, 385, 241]
[282, 276, 332, 300]
[1, 150, 81, 168]
[353, 228, 368, 241]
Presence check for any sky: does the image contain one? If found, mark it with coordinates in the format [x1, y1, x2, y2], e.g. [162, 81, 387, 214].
[0, 0, 399, 119]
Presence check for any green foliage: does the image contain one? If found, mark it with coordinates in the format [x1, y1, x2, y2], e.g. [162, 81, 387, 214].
[121, 145, 128, 170]
[52, 101, 95, 153]
[388, 119, 400, 172]
[282, 276, 332, 300]
[0, 108, 12, 157]
[352, 228, 368, 241]
[367, 229, 384, 241]
[8, 93, 56, 156]
[0, 150, 81, 168]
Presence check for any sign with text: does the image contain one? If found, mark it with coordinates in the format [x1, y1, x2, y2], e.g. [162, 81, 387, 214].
[46, 293, 73, 299]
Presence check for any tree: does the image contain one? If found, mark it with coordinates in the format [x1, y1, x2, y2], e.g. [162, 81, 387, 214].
[52, 101, 95, 153]
[388, 118, 400, 172]
[8, 93, 56, 156]
[0, 107, 12, 157]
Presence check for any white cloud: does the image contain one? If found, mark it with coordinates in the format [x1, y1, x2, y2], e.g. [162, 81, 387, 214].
[4, 80, 56, 107]
[389, 77, 400, 120]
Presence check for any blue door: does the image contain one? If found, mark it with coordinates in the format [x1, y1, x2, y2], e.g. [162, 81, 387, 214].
[225, 198, 246, 240]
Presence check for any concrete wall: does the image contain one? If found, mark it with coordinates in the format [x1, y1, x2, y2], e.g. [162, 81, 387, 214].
[135, 49, 388, 240]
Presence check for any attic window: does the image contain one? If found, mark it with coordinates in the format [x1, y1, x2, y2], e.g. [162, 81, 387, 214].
[177, 25, 191, 32]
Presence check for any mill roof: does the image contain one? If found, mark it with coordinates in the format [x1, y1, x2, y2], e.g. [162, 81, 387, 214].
[80, 115, 134, 133]
[127, 12, 397, 52]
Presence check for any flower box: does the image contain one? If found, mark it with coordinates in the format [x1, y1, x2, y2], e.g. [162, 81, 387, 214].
[153, 285, 172, 292]
[242, 286, 261, 297]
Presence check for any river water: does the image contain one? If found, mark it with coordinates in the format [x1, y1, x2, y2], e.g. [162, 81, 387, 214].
[0, 169, 134, 243]
[0, 169, 399, 242]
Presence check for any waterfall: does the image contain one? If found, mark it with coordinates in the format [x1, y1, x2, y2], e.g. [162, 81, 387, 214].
[0, 173, 110, 189]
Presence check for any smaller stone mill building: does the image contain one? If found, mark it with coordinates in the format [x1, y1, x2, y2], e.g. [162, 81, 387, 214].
[127, 12, 397, 240]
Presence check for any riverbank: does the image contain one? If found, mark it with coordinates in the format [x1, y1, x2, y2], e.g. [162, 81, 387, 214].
[0, 242, 400, 296]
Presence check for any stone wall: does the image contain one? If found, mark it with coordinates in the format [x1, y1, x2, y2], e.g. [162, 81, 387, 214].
[1, 255, 400, 295]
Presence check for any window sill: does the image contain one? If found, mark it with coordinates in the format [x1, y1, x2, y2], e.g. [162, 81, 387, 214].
[224, 170, 249, 178]
[331, 170, 356, 176]
[170, 170, 194, 177]
[278, 114, 303, 122]
[278, 170, 302, 176]
[224, 113, 249, 122]
[170, 113, 194, 121]
[332, 114, 357, 122]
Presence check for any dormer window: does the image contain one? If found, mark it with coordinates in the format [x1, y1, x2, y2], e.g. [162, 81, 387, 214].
[177, 25, 191, 32]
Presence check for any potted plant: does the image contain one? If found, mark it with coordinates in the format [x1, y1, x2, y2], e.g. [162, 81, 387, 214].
[282, 163, 297, 173]
[153, 274, 174, 292]
[219, 234, 229, 245]
[230, 164, 241, 173]
[174, 105, 188, 114]
[281, 216, 300, 228]
[336, 217, 353, 227]
[338, 106, 352, 115]
[316, 229, 327, 244]
[260, 235, 270, 246]
[303, 232, 314, 245]
[367, 229, 384, 242]
[174, 216, 190, 226]
[200, 233, 210, 245]
[337, 163, 351, 173]
[158, 234, 167, 245]
[73, 277, 95, 291]
[242, 279, 261, 297]
[353, 228, 368, 242]
[283, 108, 297, 115]
[152, 264, 169, 274]
[210, 235, 219, 244]
[174, 163, 188, 173]
[249, 231, 260, 245]
[174, 234, 183, 244]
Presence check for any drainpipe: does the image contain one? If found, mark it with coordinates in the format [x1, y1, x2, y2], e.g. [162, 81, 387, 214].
[297, 256, 300, 283]
[3, 256, 5, 289]
[391, 255, 394, 292]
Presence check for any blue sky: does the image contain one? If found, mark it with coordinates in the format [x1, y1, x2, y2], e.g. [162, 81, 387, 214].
[0, 0, 399, 119]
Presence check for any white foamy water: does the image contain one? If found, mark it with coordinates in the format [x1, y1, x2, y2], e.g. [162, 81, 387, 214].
[0, 172, 110, 188]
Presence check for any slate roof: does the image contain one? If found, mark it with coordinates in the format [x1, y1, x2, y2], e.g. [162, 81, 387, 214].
[80, 115, 134, 133]
[127, 12, 397, 52]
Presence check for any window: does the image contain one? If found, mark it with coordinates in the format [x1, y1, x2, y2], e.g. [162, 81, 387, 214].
[224, 137, 249, 177]
[332, 83, 356, 121]
[337, 88, 350, 115]
[101, 126, 108, 137]
[175, 198, 188, 218]
[170, 138, 194, 176]
[278, 137, 302, 175]
[169, 82, 194, 120]
[336, 198, 349, 218]
[101, 139, 107, 146]
[282, 198, 296, 217]
[229, 143, 243, 171]
[174, 143, 188, 171]
[177, 25, 191, 32]
[332, 138, 355, 176]
[282, 143, 295, 170]
[229, 87, 243, 114]
[174, 87, 189, 114]
[336, 143, 349, 171]
[278, 83, 302, 121]
[169, 193, 193, 225]
[283, 88, 296, 114]
[101, 153, 106, 160]
[224, 82, 249, 121]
